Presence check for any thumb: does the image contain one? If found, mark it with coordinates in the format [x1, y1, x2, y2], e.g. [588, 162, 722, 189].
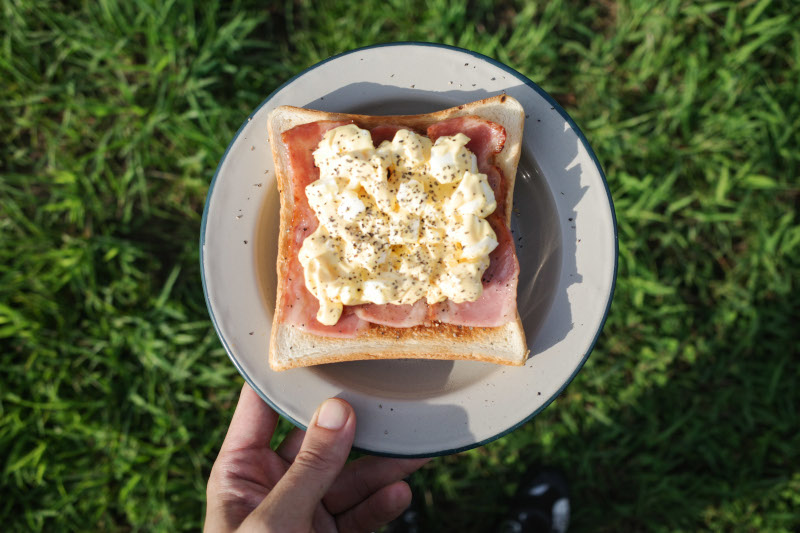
[247, 399, 356, 530]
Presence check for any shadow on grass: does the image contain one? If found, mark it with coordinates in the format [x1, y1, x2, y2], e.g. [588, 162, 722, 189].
[411, 296, 799, 531]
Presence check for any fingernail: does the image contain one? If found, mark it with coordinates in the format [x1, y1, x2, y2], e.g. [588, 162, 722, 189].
[317, 399, 348, 430]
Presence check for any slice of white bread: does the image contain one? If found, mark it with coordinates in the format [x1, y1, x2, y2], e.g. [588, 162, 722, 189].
[268, 95, 528, 371]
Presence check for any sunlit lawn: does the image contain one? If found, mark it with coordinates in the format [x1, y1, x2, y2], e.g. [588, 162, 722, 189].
[2, 0, 799, 530]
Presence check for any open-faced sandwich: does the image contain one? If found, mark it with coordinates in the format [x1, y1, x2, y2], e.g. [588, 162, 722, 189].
[267, 95, 528, 371]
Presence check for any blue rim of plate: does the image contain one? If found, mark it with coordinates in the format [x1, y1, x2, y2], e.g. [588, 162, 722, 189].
[200, 41, 618, 458]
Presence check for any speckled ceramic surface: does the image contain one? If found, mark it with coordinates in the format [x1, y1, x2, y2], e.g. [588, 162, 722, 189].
[200, 43, 617, 457]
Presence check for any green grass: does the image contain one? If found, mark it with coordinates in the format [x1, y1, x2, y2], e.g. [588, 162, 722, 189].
[2, 0, 799, 531]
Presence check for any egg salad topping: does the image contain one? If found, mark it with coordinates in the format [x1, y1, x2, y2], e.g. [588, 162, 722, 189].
[299, 124, 498, 325]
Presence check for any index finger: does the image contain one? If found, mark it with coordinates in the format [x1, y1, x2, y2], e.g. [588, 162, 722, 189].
[323, 455, 431, 514]
[220, 382, 280, 453]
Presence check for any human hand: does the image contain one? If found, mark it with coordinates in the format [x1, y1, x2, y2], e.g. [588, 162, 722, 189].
[205, 383, 429, 532]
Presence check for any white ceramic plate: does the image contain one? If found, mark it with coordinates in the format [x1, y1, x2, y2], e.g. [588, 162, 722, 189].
[201, 43, 617, 457]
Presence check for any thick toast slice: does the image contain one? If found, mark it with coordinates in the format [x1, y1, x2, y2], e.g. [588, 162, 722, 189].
[268, 95, 528, 371]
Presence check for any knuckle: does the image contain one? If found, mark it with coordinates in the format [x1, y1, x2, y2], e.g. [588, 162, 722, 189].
[293, 447, 336, 474]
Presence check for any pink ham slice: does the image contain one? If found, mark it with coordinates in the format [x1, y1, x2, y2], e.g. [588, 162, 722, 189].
[354, 300, 428, 328]
[280, 115, 519, 335]
[281, 120, 369, 337]
[369, 124, 415, 145]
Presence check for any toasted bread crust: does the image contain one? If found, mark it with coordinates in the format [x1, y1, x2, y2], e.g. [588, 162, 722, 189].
[268, 95, 527, 371]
